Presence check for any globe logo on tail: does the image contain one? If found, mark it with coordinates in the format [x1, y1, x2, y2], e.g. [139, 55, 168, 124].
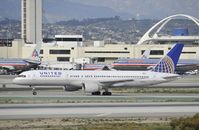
[153, 56, 175, 73]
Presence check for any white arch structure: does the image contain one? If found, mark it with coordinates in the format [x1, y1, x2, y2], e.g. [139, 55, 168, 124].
[137, 14, 199, 44]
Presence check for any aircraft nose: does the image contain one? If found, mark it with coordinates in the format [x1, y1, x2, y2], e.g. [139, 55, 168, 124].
[12, 78, 20, 85]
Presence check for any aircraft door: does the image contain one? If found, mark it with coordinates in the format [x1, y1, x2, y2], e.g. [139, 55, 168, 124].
[65, 74, 70, 84]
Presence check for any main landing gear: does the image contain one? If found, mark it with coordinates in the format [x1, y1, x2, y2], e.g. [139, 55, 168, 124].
[102, 91, 112, 95]
[102, 88, 112, 96]
[91, 90, 112, 96]
[32, 90, 37, 95]
[91, 91, 101, 95]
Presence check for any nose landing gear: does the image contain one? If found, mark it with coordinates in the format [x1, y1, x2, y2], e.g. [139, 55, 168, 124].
[102, 88, 112, 96]
[32, 89, 37, 95]
[30, 85, 37, 95]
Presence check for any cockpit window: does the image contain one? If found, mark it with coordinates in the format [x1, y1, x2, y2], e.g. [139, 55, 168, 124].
[18, 75, 26, 78]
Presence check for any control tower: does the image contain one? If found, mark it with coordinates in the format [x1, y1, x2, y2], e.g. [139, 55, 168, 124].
[21, 0, 42, 44]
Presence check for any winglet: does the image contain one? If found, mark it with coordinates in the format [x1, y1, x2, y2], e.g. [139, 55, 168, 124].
[152, 43, 184, 73]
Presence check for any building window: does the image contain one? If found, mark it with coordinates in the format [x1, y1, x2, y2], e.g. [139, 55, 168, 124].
[182, 52, 196, 54]
[49, 50, 70, 54]
[141, 50, 145, 54]
[40, 49, 43, 54]
[0, 39, 13, 47]
[55, 38, 82, 42]
[85, 51, 130, 53]
[57, 57, 70, 61]
[97, 58, 105, 62]
[150, 50, 164, 55]
[142, 50, 164, 55]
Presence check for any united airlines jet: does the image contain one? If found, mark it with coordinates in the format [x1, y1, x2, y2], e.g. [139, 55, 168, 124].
[13, 44, 184, 95]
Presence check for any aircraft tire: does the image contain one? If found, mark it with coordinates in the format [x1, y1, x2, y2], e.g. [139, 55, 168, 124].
[33, 91, 37, 95]
[91, 91, 101, 95]
[102, 92, 112, 96]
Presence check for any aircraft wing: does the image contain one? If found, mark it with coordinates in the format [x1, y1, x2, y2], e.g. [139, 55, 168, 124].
[23, 59, 41, 64]
[83, 79, 134, 92]
[100, 79, 134, 86]
[176, 64, 199, 71]
[177, 64, 198, 67]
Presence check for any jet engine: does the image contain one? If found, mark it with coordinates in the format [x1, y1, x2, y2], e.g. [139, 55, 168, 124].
[82, 82, 102, 93]
[63, 85, 81, 91]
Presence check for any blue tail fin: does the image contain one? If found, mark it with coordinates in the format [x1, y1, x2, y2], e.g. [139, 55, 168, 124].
[152, 43, 184, 73]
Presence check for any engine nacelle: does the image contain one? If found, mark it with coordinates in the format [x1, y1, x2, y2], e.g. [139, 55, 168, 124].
[63, 85, 80, 91]
[82, 82, 102, 93]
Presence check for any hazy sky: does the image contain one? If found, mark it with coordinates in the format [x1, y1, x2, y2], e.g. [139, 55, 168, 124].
[66, 0, 199, 19]
[0, 0, 199, 22]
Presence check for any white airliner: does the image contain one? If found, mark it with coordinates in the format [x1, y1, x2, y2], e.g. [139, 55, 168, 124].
[13, 44, 184, 95]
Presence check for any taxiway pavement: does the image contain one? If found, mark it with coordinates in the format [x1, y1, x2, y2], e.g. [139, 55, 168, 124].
[0, 102, 199, 119]
[0, 74, 199, 119]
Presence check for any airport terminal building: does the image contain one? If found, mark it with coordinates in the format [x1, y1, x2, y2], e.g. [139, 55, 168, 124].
[0, 37, 199, 65]
[0, 14, 199, 66]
